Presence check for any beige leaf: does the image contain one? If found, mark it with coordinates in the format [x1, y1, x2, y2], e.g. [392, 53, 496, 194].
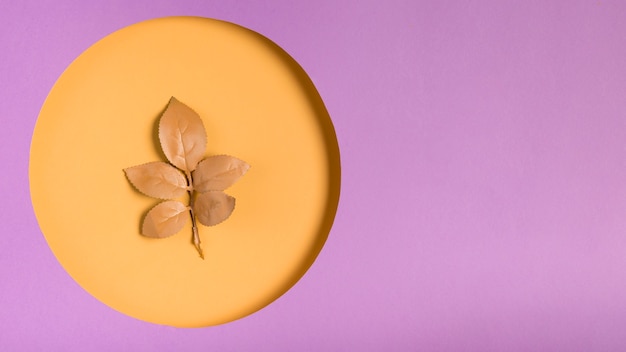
[158, 97, 207, 172]
[124, 162, 188, 199]
[192, 155, 250, 192]
[193, 191, 235, 226]
[142, 200, 189, 238]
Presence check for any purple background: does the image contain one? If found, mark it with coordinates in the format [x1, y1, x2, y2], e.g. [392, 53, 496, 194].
[3, 0, 626, 350]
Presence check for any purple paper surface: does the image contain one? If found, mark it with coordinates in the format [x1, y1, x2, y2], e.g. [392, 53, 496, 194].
[3, 0, 626, 350]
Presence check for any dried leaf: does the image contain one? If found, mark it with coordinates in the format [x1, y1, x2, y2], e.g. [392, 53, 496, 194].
[124, 97, 249, 258]
[124, 162, 188, 199]
[193, 191, 235, 226]
[142, 200, 189, 238]
[158, 97, 207, 172]
[193, 155, 250, 192]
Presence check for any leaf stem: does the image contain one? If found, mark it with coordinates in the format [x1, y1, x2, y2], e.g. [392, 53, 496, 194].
[186, 171, 204, 259]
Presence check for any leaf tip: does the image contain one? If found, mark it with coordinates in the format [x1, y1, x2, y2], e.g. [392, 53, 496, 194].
[123, 165, 139, 188]
[242, 161, 251, 174]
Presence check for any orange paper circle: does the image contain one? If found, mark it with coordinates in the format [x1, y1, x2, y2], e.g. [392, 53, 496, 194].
[29, 17, 340, 327]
